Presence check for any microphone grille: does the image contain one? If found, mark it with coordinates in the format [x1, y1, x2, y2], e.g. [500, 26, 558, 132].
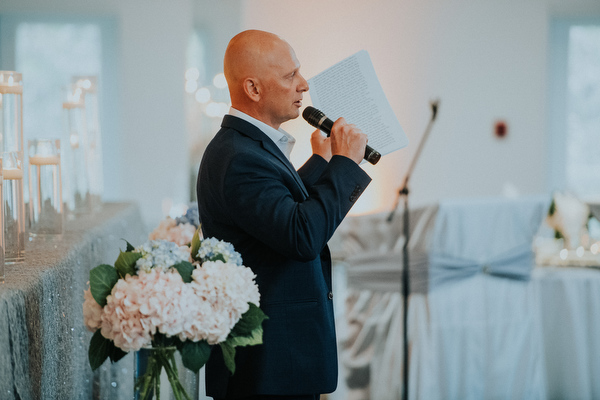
[302, 106, 326, 128]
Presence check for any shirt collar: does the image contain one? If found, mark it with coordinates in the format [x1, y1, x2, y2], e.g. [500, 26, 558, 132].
[229, 107, 296, 159]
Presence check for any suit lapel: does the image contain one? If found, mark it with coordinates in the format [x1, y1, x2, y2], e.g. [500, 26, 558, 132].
[222, 115, 309, 198]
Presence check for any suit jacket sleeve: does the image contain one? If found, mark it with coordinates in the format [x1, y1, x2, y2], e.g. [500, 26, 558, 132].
[222, 153, 371, 262]
[297, 154, 329, 189]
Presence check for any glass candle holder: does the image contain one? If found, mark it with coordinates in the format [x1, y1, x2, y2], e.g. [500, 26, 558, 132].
[73, 76, 103, 211]
[0, 71, 24, 153]
[28, 139, 63, 237]
[0, 159, 4, 282]
[62, 84, 91, 217]
[3, 151, 25, 263]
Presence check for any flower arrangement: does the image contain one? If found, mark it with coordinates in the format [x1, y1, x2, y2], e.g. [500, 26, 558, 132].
[83, 229, 266, 399]
[546, 192, 590, 249]
[148, 204, 200, 246]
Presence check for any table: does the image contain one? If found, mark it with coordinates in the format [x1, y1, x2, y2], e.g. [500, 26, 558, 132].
[534, 266, 600, 400]
[0, 203, 147, 400]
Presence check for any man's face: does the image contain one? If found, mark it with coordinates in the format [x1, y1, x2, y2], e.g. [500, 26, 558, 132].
[259, 42, 309, 129]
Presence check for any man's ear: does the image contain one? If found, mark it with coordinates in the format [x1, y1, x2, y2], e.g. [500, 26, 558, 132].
[243, 78, 261, 102]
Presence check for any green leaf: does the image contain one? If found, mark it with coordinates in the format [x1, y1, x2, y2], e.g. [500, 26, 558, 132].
[89, 330, 125, 369]
[180, 340, 212, 373]
[209, 253, 226, 263]
[108, 344, 127, 364]
[230, 303, 268, 337]
[122, 239, 135, 252]
[228, 325, 264, 347]
[173, 261, 194, 283]
[89, 330, 110, 370]
[88, 329, 127, 371]
[114, 250, 142, 279]
[190, 229, 201, 261]
[220, 341, 236, 375]
[89, 264, 119, 307]
[548, 198, 556, 216]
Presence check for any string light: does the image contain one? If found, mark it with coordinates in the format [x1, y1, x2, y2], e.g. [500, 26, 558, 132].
[559, 249, 568, 260]
[195, 87, 210, 103]
[185, 68, 200, 81]
[213, 73, 227, 89]
[185, 80, 198, 94]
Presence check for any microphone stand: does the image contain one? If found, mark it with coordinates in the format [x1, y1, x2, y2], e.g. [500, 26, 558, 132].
[388, 100, 439, 400]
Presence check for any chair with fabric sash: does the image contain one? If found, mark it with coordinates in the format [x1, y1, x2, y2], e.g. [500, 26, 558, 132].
[331, 196, 549, 400]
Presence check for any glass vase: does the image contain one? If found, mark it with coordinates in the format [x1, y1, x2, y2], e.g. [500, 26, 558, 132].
[62, 83, 91, 217]
[28, 139, 63, 237]
[72, 76, 103, 212]
[3, 151, 25, 263]
[134, 347, 199, 400]
[0, 159, 4, 282]
[0, 72, 27, 210]
[0, 71, 24, 153]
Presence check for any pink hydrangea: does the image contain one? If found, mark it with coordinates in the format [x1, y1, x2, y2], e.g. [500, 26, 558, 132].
[83, 285, 103, 332]
[149, 218, 197, 246]
[100, 269, 190, 352]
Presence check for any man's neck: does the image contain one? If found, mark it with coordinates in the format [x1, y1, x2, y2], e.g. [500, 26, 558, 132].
[232, 104, 280, 130]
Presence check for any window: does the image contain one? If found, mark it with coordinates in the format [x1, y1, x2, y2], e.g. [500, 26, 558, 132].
[549, 19, 600, 198]
[565, 25, 600, 197]
[15, 22, 101, 142]
[0, 14, 118, 199]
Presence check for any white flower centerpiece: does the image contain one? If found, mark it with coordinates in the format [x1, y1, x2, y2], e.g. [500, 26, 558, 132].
[546, 192, 590, 249]
[83, 229, 266, 399]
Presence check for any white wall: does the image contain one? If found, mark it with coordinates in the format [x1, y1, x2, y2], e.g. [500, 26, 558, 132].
[241, 0, 554, 214]
[2, 0, 599, 225]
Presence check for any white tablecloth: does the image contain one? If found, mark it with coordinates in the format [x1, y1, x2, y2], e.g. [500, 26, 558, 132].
[533, 266, 600, 400]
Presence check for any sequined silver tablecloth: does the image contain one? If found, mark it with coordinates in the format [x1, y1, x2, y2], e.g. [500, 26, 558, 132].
[0, 203, 148, 400]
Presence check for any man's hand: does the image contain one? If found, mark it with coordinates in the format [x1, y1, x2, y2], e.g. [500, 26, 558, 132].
[310, 129, 332, 162]
[330, 117, 368, 164]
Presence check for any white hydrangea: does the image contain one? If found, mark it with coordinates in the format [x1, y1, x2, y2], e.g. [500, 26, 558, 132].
[134, 240, 190, 273]
[182, 260, 260, 344]
[196, 238, 243, 266]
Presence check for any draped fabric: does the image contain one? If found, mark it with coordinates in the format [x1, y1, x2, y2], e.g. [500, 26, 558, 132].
[330, 196, 550, 400]
[428, 196, 549, 288]
[534, 267, 600, 400]
[0, 203, 148, 400]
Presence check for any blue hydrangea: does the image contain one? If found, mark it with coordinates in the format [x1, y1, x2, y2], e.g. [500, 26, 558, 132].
[134, 240, 190, 273]
[197, 238, 243, 266]
[176, 203, 200, 228]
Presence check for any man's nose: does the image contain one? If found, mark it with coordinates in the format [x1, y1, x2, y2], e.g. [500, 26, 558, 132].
[298, 73, 309, 92]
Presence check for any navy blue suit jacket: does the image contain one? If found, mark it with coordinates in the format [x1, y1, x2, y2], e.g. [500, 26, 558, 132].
[196, 115, 371, 398]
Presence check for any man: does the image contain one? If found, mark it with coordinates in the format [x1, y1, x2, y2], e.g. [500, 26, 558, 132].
[197, 30, 371, 400]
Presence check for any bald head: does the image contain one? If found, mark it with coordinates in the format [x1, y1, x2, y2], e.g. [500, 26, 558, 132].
[223, 30, 309, 129]
[224, 30, 284, 88]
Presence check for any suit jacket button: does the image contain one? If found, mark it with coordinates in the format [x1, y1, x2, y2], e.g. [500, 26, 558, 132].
[349, 185, 363, 202]
[328, 291, 334, 300]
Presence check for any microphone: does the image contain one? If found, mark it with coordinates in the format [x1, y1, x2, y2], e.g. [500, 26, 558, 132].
[302, 106, 381, 165]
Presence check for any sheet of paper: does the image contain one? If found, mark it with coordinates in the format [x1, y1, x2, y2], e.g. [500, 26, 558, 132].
[308, 50, 408, 157]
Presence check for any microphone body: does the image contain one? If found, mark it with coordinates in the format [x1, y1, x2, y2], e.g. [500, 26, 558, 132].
[302, 106, 381, 165]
